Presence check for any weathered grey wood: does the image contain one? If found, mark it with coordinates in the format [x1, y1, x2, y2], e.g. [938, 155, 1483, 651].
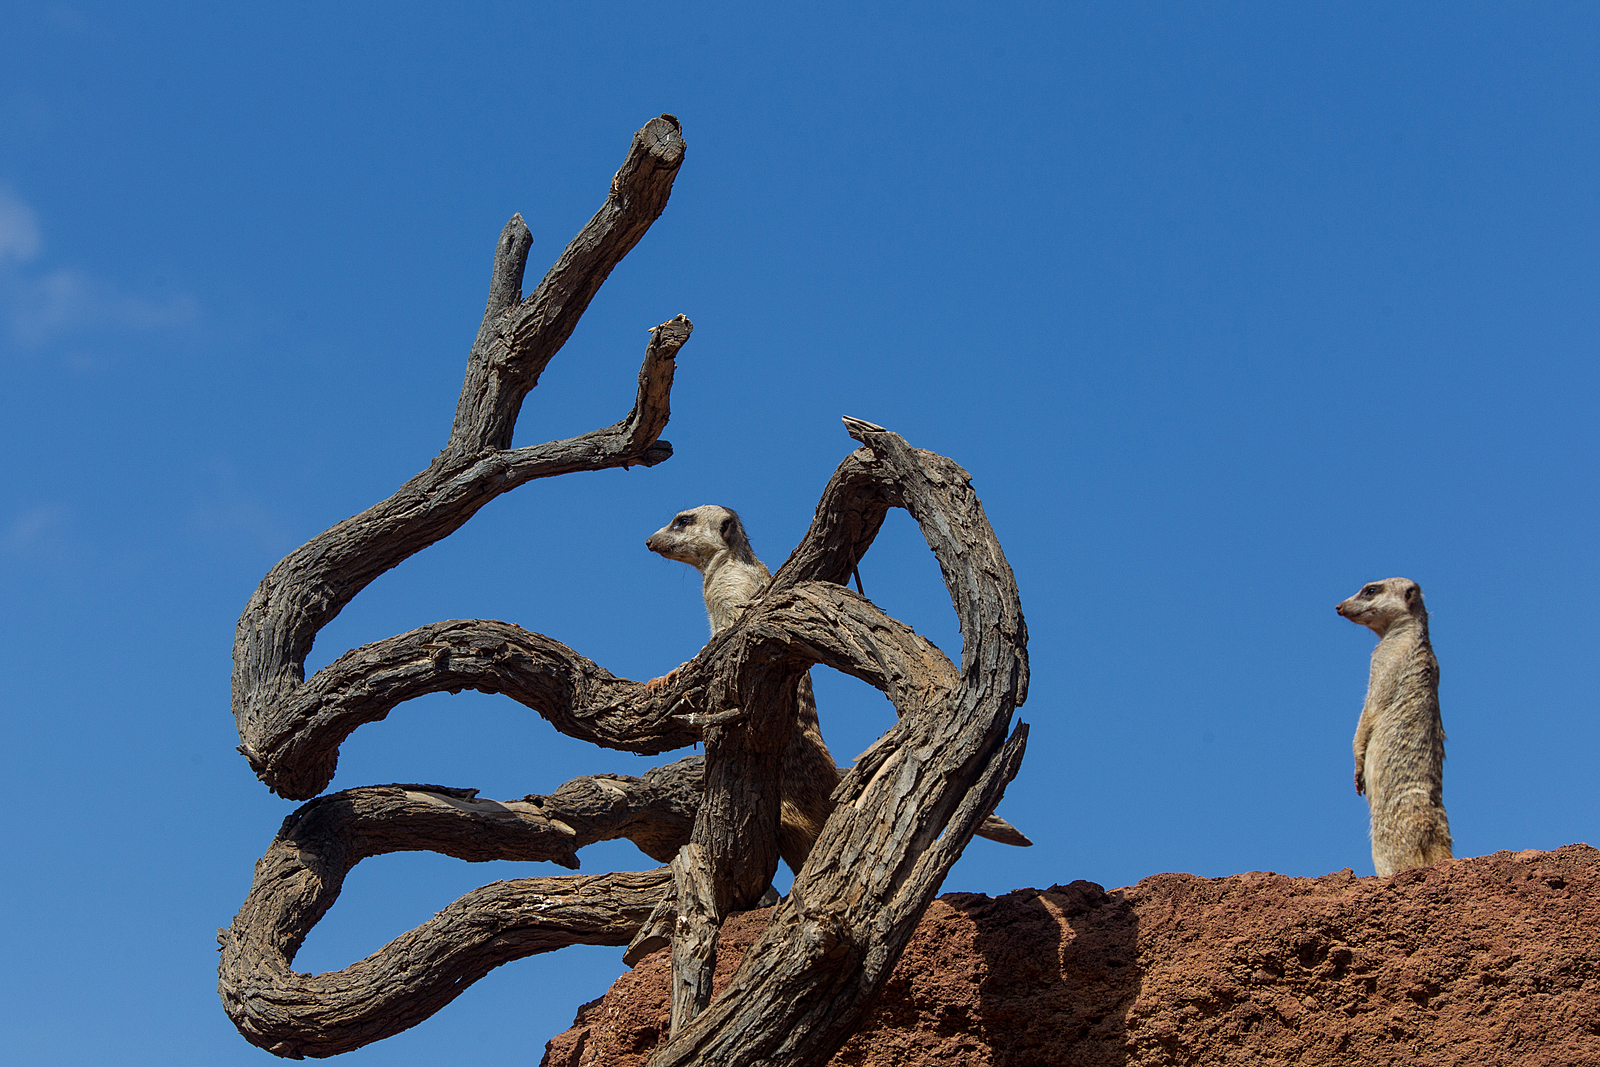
[223, 869, 670, 1059]
[221, 116, 1032, 1066]
[625, 879, 683, 966]
[233, 115, 690, 800]
[667, 843, 720, 1035]
[218, 760, 705, 1058]
[645, 423, 1029, 1067]
[974, 810, 1032, 847]
[446, 116, 687, 460]
[248, 619, 703, 801]
[661, 630, 804, 1031]
[223, 448, 1028, 1061]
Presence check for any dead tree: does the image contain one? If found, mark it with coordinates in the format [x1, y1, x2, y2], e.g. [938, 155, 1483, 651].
[218, 115, 1030, 1065]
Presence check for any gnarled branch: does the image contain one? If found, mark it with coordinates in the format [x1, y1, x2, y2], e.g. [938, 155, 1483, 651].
[447, 115, 688, 459]
[222, 116, 1031, 1067]
[247, 619, 701, 801]
[233, 116, 691, 798]
[218, 759, 704, 1058]
[646, 422, 1029, 1065]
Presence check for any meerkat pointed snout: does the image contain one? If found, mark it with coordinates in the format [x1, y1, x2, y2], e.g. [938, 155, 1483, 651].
[1336, 577, 1426, 637]
[1338, 576, 1453, 877]
[646, 505, 770, 635]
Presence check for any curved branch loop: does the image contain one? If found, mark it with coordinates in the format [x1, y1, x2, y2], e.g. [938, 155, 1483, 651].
[647, 422, 1030, 1066]
[223, 115, 1030, 1067]
[218, 759, 704, 1058]
[251, 620, 703, 801]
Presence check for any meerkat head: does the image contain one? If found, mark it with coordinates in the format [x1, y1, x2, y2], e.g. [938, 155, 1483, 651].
[1336, 577, 1426, 636]
[645, 505, 758, 573]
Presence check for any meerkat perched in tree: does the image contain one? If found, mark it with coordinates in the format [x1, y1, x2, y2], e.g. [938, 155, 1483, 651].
[1337, 577, 1453, 876]
[646, 505, 772, 637]
[645, 505, 838, 870]
[646, 504, 1032, 869]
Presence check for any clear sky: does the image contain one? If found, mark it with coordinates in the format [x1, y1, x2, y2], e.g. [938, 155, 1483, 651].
[3, 3, 1597, 1064]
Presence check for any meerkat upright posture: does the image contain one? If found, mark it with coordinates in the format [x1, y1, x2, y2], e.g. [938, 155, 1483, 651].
[646, 505, 772, 636]
[1337, 577, 1453, 876]
[646, 505, 840, 870]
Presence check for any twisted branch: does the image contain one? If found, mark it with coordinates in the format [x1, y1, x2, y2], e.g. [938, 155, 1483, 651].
[222, 116, 1031, 1067]
[249, 620, 702, 801]
[647, 422, 1029, 1065]
[218, 759, 703, 1057]
[233, 116, 691, 798]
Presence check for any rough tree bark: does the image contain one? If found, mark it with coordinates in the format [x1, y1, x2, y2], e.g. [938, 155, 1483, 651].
[219, 117, 1029, 1066]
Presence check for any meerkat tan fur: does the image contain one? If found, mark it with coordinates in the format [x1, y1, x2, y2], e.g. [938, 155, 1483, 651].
[646, 505, 772, 635]
[1337, 577, 1453, 876]
[646, 505, 839, 870]
[645, 504, 1031, 868]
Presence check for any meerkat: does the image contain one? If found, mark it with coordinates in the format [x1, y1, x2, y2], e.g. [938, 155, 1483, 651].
[646, 505, 838, 870]
[646, 505, 772, 636]
[645, 504, 1032, 869]
[1337, 577, 1453, 876]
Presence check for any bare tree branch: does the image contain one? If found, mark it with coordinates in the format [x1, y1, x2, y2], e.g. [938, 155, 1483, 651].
[221, 117, 1032, 1067]
[246, 619, 702, 801]
[218, 759, 705, 1058]
[667, 843, 721, 1033]
[446, 115, 688, 459]
[233, 116, 691, 798]
[646, 424, 1029, 1066]
[223, 867, 671, 1060]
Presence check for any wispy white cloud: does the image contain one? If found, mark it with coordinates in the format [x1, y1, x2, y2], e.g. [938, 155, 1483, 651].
[0, 187, 41, 263]
[0, 186, 198, 351]
[7, 265, 199, 347]
[2, 503, 70, 555]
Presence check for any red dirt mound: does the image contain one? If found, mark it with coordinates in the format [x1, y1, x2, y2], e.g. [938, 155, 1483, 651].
[544, 844, 1600, 1066]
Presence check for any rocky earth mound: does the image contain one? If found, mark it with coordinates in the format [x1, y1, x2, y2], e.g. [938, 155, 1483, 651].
[543, 845, 1600, 1066]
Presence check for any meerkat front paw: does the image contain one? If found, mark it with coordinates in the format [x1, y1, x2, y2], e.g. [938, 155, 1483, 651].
[645, 666, 684, 693]
[1354, 770, 1365, 796]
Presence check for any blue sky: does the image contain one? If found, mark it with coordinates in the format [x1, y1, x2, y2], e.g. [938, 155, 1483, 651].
[3, 3, 1597, 1064]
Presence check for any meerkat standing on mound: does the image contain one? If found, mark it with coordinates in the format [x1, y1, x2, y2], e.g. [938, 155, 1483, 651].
[1337, 577, 1453, 876]
[645, 505, 840, 870]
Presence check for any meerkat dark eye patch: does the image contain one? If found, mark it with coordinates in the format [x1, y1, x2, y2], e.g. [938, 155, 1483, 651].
[1363, 585, 1381, 597]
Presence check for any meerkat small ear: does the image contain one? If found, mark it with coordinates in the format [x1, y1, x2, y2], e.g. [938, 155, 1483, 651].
[718, 510, 756, 563]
